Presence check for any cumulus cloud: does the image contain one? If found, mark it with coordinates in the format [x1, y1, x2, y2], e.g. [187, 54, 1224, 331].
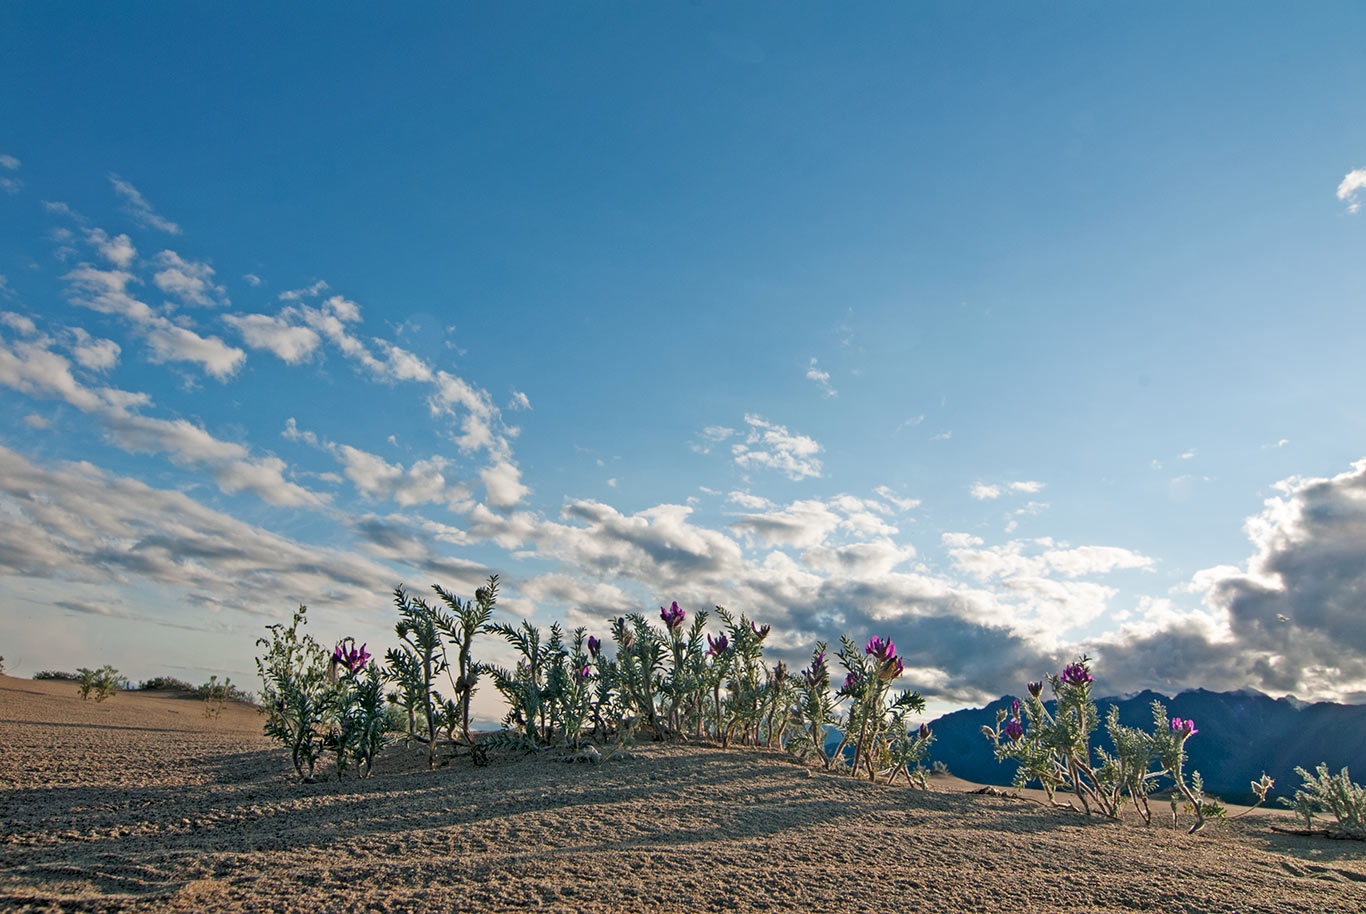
[1124, 458, 1366, 700]
[66, 328, 120, 371]
[1, 312, 36, 335]
[1337, 167, 1366, 214]
[1008, 480, 1044, 493]
[970, 482, 1002, 500]
[731, 414, 823, 480]
[223, 311, 322, 363]
[152, 250, 228, 307]
[61, 262, 244, 380]
[108, 174, 181, 234]
[86, 229, 136, 268]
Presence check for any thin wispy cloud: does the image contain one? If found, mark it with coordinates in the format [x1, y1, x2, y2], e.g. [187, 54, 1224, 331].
[108, 175, 181, 234]
[731, 414, 823, 480]
[805, 357, 837, 397]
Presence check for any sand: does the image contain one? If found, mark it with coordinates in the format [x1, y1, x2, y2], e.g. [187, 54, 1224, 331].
[2, 674, 1363, 913]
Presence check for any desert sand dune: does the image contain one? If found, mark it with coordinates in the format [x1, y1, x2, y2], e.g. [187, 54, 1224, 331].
[2, 675, 1362, 913]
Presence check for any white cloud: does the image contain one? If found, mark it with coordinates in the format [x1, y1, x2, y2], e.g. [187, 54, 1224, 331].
[1, 312, 36, 335]
[970, 482, 1002, 500]
[108, 174, 181, 234]
[243, 273, 262, 287]
[481, 460, 530, 509]
[931, 430, 952, 441]
[728, 490, 773, 510]
[143, 323, 245, 380]
[278, 280, 329, 301]
[1008, 480, 1044, 493]
[67, 329, 121, 372]
[805, 357, 837, 398]
[874, 485, 921, 512]
[86, 229, 136, 269]
[223, 312, 322, 364]
[691, 425, 735, 455]
[606, 477, 617, 488]
[152, 250, 228, 307]
[22, 414, 50, 429]
[1337, 167, 1366, 214]
[1180, 449, 1196, 460]
[731, 414, 823, 480]
[508, 390, 531, 411]
[0, 156, 20, 194]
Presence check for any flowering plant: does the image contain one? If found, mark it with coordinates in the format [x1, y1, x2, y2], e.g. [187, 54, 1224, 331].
[983, 656, 1214, 832]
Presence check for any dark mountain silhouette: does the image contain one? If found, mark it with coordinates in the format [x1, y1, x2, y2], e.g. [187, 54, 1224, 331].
[925, 688, 1366, 805]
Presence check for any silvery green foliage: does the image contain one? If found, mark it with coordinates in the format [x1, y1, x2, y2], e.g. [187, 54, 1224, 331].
[327, 658, 389, 779]
[485, 620, 594, 748]
[826, 636, 927, 782]
[386, 585, 449, 769]
[1285, 764, 1366, 833]
[432, 577, 496, 745]
[983, 658, 1211, 833]
[791, 642, 837, 765]
[76, 665, 120, 702]
[256, 606, 330, 781]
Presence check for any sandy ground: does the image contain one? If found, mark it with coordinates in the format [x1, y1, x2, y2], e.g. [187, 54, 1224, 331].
[2, 675, 1363, 913]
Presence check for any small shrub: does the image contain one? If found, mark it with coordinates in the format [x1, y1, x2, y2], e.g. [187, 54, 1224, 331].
[76, 665, 121, 702]
[256, 605, 330, 781]
[1284, 764, 1366, 834]
[34, 670, 78, 681]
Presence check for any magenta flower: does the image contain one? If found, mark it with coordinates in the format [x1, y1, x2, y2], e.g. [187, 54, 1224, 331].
[1170, 717, 1198, 738]
[865, 636, 897, 662]
[1060, 662, 1093, 687]
[1011, 698, 1022, 716]
[332, 640, 371, 674]
[659, 601, 686, 632]
[587, 635, 601, 658]
[706, 633, 729, 657]
[576, 665, 591, 681]
[1003, 718, 1024, 741]
[750, 621, 771, 640]
[839, 671, 862, 695]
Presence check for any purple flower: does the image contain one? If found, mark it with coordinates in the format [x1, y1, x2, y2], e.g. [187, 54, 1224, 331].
[1171, 717, 1198, 738]
[706, 633, 729, 657]
[1060, 662, 1093, 687]
[576, 665, 591, 681]
[865, 636, 897, 662]
[1027, 680, 1044, 698]
[840, 671, 862, 695]
[801, 666, 823, 688]
[332, 640, 371, 674]
[750, 621, 771, 640]
[1011, 698, 1022, 716]
[659, 601, 686, 632]
[587, 636, 601, 658]
[1003, 718, 1024, 741]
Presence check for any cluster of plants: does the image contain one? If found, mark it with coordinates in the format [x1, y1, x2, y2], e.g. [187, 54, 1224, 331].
[76, 665, 122, 702]
[139, 674, 254, 716]
[254, 582, 935, 787]
[980, 657, 1285, 833]
[33, 670, 80, 681]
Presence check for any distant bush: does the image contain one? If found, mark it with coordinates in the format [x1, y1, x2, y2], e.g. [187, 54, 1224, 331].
[34, 670, 78, 681]
[77, 665, 121, 702]
[139, 676, 194, 691]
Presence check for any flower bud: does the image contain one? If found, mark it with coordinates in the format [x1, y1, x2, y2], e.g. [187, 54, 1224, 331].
[1027, 680, 1043, 698]
[918, 723, 932, 740]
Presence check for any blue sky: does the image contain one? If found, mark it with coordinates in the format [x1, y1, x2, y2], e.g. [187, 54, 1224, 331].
[3, 4, 1366, 721]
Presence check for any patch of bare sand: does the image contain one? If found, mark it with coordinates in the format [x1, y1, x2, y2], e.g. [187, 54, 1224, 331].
[2, 675, 1362, 913]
